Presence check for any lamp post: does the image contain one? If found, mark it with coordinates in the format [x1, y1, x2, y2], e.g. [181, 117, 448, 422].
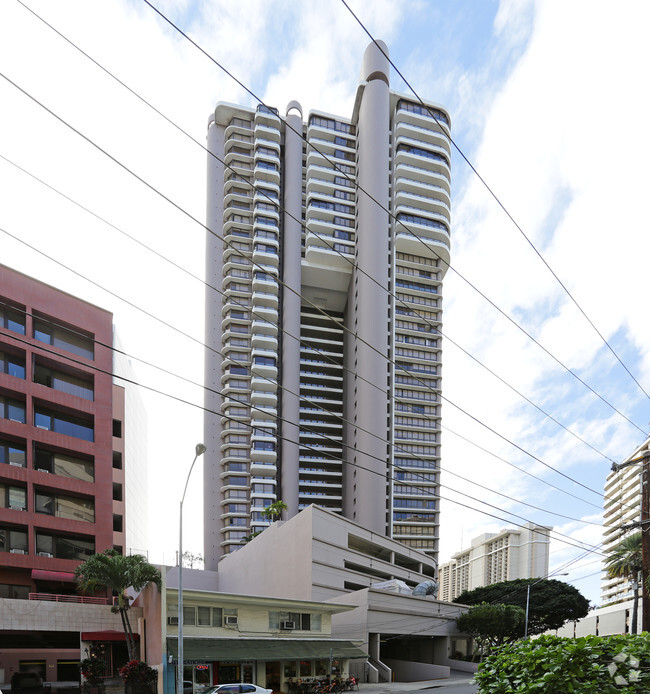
[524, 573, 568, 638]
[177, 443, 206, 694]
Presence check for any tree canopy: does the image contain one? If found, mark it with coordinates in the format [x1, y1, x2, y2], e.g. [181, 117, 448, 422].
[454, 578, 589, 635]
[75, 549, 161, 660]
[605, 531, 642, 634]
[456, 603, 525, 656]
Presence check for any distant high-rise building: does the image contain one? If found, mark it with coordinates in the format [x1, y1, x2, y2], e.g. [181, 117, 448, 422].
[437, 523, 552, 602]
[601, 437, 646, 606]
[204, 41, 451, 567]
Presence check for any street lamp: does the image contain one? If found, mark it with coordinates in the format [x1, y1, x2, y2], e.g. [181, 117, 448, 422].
[524, 573, 569, 638]
[177, 443, 207, 694]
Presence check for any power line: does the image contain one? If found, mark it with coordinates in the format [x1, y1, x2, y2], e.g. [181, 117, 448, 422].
[0, 212, 612, 516]
[338, 0, 650, 402]
[0, 314, 605, 555]
[137, 0, 646, 436]
[2, 12, 639, 534]
[7, 4, 638, 498]
[0, 73, 616, 508]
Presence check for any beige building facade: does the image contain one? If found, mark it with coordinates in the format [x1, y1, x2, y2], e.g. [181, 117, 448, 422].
[601, 437, 646, 606]
[212, 506, 469, 683]
[204, 40, 451, 565]
[438, 523, 551, 602]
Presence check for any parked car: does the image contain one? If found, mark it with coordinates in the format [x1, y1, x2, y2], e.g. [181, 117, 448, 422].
[203, 685, 272, 694]
[10, 673, 44, 694]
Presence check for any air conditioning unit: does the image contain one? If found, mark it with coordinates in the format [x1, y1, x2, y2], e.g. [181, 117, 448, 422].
[10, 548, 26, 554]
[9, 461, 23, 467]
[167, 616, 179, 625]
[224, 615, 238, 626]
[280, 620, 296, 630]
[37, 552, 53, 558]
[37, 468, 50, 473]
[9, 505, 25, 511]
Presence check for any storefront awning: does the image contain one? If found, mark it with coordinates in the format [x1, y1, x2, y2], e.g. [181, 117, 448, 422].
[31, 570, 76, 583]
[82, 631, 140, 642]
[166, 638, 367, 661]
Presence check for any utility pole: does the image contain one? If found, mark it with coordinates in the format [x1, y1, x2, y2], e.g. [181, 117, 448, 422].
[642, 457, 650, 632]
[612, 451, 650, 632]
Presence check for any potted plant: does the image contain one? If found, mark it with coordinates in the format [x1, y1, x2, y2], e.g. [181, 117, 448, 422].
[118, 660, 157, 694]
[80, 657, 106, 694]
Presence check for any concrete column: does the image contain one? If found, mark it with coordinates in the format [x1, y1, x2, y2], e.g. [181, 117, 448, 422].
[349, 41, 391, 534]
[280, 102, 304, 518]
[204, 114, 225, 570]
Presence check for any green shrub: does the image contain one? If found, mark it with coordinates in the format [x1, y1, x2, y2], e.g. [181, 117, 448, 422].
[475, 634, 650, 693]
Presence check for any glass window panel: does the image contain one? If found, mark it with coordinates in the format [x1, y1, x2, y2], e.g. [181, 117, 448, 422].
[53, 534, 94, 560]
[55, 496, 94, 523]
[35, 534, 53, 554]
[183, 606, 196, 625]
[9, 530, 28, 551]
[53, 453, 94, 482]
[8, 487, 26, 510]
[212, 607, 223, 626]
[197, 606, 211, 626]
[35, 493, 54, 515]
[52, 372, 94, 400]
[34, 411, 52, 430]
[7, 402, 25, 423]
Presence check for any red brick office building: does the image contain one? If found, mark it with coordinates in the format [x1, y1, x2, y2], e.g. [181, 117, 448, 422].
[0, 264, 129, 684]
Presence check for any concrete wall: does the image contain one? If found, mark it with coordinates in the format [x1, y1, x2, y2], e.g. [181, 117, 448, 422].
[217, 507, 437, 603]
[0, 597, 137, 632]
[384, 659, 449, 682]
[555, 600, 638, 638]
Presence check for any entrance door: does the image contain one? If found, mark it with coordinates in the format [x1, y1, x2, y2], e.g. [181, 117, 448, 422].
[265, 662, 281, 693]
[183, 665, 212, 693]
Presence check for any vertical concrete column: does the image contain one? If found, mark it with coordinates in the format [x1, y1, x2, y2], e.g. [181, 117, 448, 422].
[351, 41, 391, 534]
[280, 102, 304, 518]
[204, 114, 225, 570]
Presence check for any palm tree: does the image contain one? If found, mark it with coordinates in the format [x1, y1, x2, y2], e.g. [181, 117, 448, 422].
[263, 499, 288, 522]
[605, 531, 642, 634]
[75, 550, 161, 661]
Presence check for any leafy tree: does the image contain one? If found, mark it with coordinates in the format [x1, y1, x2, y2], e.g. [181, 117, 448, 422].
[456, 603, 525, 658]
[79, 657, 106, 688]
[475, 634, 650, 693]
[75, 550, 161, 661]
[263, 499, 288, 522]
[454, 578, 589, 635]
[181, 551, 203, 569]
[605, 531, 642, 634]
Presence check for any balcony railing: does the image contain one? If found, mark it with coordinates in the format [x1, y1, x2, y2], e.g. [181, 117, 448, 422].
[29, 592, 111, 605]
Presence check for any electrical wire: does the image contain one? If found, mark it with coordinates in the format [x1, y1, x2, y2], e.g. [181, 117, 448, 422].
[0, 69, 620, 508]
[1, 9, 640, 542]
[138, 0, 647, 436]
[6, 4, 640, 513]
[338, 0, 650, 402]
[0, 317, 604, 557]
[8, 0, 623, 469]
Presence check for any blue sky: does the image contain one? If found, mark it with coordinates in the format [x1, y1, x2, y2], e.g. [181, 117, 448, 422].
[1, 0, 649, 606]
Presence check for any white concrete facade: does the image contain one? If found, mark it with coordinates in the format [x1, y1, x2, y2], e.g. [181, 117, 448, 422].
[601, 437, 646, 606]
[437, 523, 551, 601]
[555, 600, 640, 638]
[216, 505, 438, 602]
[204, 41, 451, 566]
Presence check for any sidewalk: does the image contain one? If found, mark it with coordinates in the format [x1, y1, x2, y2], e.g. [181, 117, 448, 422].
[357, 670, 476, 693]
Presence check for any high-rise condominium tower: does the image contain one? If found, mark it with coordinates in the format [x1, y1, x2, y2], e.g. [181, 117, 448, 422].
[204, 41, 451, 568]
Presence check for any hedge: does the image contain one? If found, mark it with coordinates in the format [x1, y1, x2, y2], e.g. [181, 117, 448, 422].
[475, 634, 650, 693]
